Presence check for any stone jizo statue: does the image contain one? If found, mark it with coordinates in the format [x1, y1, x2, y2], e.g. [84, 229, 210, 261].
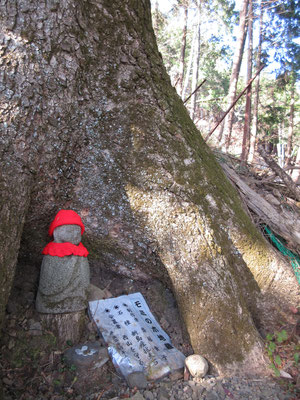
[36, 210, 90, 314]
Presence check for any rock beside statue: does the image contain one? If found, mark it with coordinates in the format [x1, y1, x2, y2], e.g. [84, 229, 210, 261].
[185, 354, 209, 378]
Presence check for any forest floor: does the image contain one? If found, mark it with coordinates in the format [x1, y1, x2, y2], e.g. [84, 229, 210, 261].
[1, 258, 299, 400]
[1, 152, 300, 400]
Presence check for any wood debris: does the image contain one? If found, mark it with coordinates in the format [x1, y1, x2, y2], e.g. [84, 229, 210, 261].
[215, 150, 300, 254]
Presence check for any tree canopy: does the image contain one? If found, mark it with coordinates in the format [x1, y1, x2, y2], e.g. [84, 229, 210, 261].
[151, 0, 300, 161]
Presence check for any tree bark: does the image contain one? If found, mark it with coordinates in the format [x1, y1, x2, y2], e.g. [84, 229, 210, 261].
[223, 0, 249, 150]
[0, 0, 298, 375]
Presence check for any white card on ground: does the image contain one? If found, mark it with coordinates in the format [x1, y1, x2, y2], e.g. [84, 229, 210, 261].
[89, 292, 185, 380]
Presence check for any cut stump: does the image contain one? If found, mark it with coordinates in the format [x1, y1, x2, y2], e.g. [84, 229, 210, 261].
[39, 311, 86, 347]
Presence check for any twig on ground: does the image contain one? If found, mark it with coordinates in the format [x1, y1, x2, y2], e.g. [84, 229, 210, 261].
[96, 383, 113, 400]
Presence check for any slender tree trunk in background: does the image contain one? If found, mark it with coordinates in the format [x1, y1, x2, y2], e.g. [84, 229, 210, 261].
[224, 0, 249, 151]
[277, 123, 285, 167]
[178, 4, 188, 97]
[153, 0, 159, 32]
[291, 147, 300, 184]
[286, 76, 295, 166]
[248, 1, 264, 164]
[182, 19, 196, 100]
[241, 0, 253, 163]
[191, 1, 201, 121]
[0, 0, 298, 375]
[217, 119, 226, 143]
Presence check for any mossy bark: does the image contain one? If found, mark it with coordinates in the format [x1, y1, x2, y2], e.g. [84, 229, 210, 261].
[0, 0, 298, 374]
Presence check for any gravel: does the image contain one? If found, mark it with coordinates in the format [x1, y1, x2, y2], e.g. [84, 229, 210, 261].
[107, 375, 294, 400]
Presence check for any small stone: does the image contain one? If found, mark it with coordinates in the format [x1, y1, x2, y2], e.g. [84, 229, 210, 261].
[214, 382, 225, 396]
[127, 371, 148, 389]
[63, 342, 109, 372]
[111, 374, 124, 385]
[185, 354, 209, 378]
[8, 319, 16, 328]
[87, 321, 97, 333]
[3, 377, 13, 386]
[103, 288, 113, 298]
[169, 369, 183, 381]
[24, 292, 35, 303]
[88, 284, 106, 302]
[129, 392, 145, 400]
[6, 301, 18, 314]
[196, 386, 205, 396]
[28, 320, 42, 335]
[205, 390, 220, 400]
[143, 390, 154, 400]
[159, 317, 170, 330]
[183, 385, 192, 393]
[158, 396, 168, 400]
[157, 386, 169, 400]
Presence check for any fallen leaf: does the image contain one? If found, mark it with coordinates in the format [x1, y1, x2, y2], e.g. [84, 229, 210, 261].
[279, 370, 293, 379]
[289, 306, 299, 315]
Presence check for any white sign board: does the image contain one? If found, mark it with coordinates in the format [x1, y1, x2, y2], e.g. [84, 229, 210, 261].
[89, 292, 185, 380]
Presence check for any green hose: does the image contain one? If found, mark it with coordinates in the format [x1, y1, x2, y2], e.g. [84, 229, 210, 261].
[263, 225, 300, 285]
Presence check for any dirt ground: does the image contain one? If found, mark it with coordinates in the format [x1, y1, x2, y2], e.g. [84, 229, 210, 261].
[0, 260, 192, 399]
[1, 259, 299, 399]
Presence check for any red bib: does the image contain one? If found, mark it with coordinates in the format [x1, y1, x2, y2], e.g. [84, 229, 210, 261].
[42, 242, 89, 257]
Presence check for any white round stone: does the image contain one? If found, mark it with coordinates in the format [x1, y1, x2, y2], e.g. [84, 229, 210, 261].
[185, 354, 208, 378]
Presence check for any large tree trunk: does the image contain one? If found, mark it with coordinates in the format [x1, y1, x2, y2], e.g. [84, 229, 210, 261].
[0, 0, 298, 375]
[223, 0, 249, 150]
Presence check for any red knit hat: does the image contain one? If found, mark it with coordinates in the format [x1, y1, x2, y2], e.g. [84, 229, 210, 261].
[48, 210, 85, 237]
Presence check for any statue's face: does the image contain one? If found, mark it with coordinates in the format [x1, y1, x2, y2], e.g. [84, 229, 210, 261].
[53, 224, 82, 245]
